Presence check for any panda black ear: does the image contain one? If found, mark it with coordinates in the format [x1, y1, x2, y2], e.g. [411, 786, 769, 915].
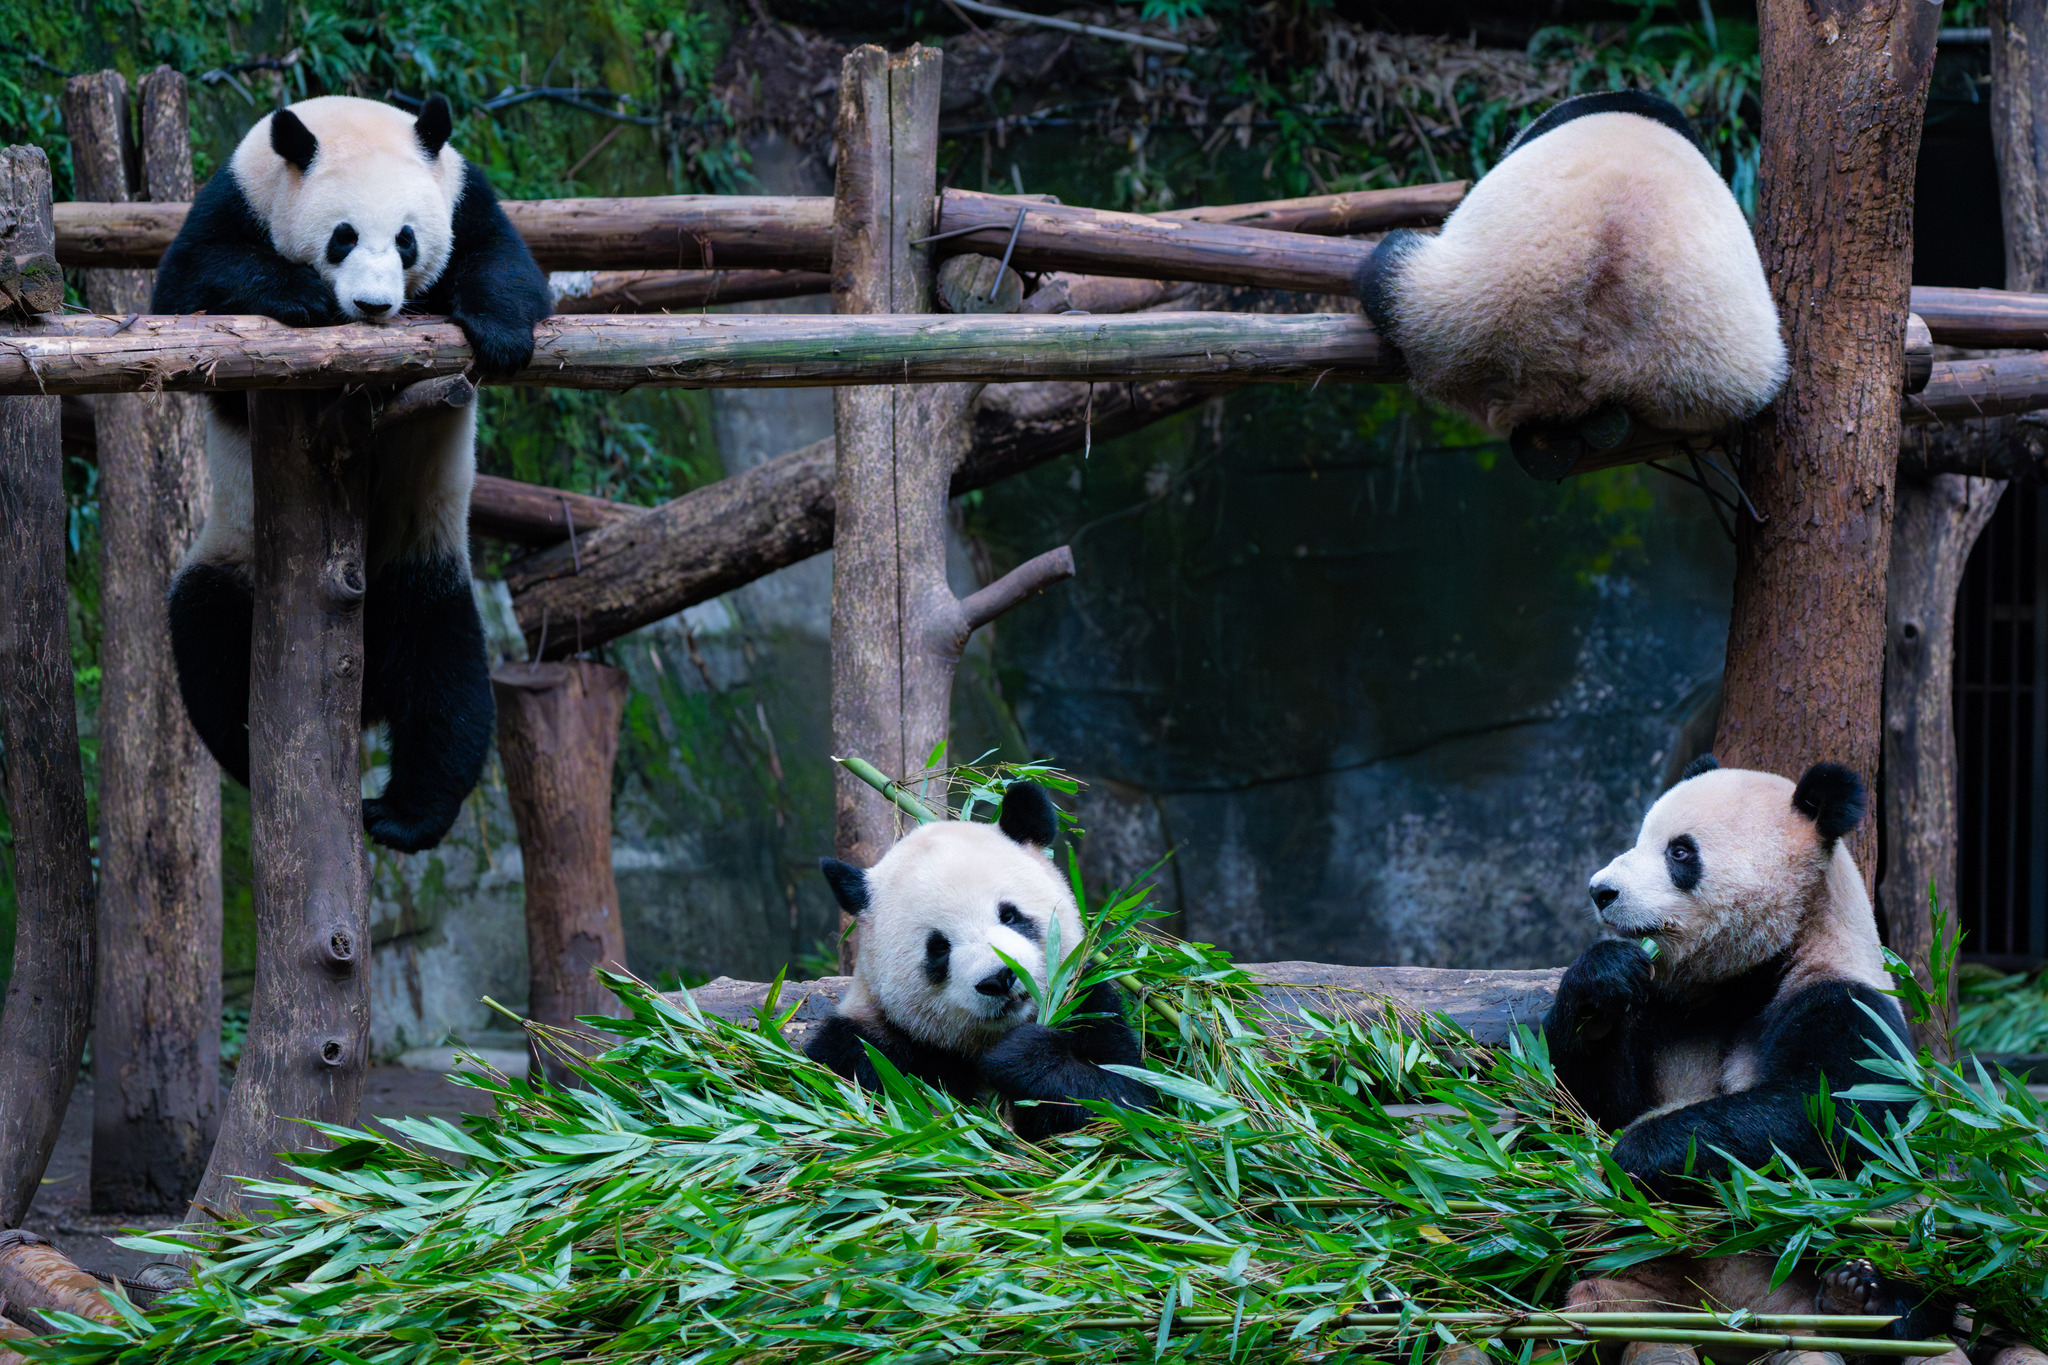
[270, 108, 318, 172]
[1679, 752, 1720, 782]
[818, 857, 869, 914]
[997, 780, 1060, 848]
[415, 94, 453, 158]
[1792, 762, 1867, 846]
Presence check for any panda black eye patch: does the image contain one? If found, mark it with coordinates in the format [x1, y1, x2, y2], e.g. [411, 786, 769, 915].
[1665, 835, 1703, 892]
[326, 223, 357, 265]
[396, 225, 418, 269]
[923, 930, 950, 986]
[997, 901, 1040, 941]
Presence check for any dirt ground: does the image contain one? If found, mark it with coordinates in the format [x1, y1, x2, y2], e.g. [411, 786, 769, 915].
[21, 1066, 499, 1280]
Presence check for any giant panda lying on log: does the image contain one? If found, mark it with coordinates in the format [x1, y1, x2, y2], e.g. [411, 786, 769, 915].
[1547, 757, 1949, 1335]
[807, 781, 1160, 1140]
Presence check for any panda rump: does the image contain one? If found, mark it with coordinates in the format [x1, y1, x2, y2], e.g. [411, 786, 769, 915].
[806, 781, 1160, 1140]
[152, 95, 553, 853]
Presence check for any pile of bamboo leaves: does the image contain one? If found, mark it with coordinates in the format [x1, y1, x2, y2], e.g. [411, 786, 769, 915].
[20, 877, 2048, 1363]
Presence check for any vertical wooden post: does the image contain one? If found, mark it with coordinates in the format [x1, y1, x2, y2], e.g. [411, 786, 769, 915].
[0, 145, 96, 1229]
[491, 661, 630, 1084]
[1714, 0, 1941, 892]
[827, 45, 1076, 970]
[191, 391, 370, 1221]
[63, 67, 224, 1216]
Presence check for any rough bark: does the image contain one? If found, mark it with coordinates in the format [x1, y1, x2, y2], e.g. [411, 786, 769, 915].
[0, 1230, 121, 1331]
[1715, 0, 1941, 892]
[1994, 0, 2048, 290]
[471, 474, 642, 546]
[191, 390, 371, 1222]
[64, 67, 224, 1218]
[504, 377, 1204, 654]
[52, 183, 1464, 271]
[934, 188, 1377, 294]
[549, 268, 834, 314]
[0, 309, 1395, 396]
[1880, 471, 2001, 1056]
[491, 662, 630, 1085]
[0, 145, 95, 1231]
[1899, 413, 2048, 482]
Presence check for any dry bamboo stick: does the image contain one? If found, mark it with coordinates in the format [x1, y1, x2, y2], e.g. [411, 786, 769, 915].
[0, 309, 1395, 395]
[1158, 182, 1467, 233]
[548, 267, 834, 313]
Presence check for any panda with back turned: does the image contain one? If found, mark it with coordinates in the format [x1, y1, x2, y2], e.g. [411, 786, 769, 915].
[1549, 756, 1946, 1332]
[152, 94, 553, 852]
[1361, 91, 1788, 472]
[808, 781, 1161, 1140]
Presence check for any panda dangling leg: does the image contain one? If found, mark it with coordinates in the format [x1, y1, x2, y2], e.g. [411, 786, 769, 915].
[168, 397, 261, 787]
[358, 402, 494, 854]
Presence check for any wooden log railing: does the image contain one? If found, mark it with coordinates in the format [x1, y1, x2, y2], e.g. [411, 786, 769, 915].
[0, 310, 1398, 395]
[52, 182, 1468, 271]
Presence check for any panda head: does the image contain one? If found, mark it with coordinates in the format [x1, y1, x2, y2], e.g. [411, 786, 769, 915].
[1586, 756, 1880, 988]
[229, 94, 464, 323]
[820, 782, 1082, 1053]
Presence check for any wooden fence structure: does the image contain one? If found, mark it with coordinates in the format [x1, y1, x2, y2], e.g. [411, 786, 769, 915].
[0, 40, 2041, 1232]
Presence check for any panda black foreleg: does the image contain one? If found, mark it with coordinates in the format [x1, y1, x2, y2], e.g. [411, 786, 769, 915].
[166, 562, 255, 786]
[359, 555, 492, 853]
[805, 1014, 985, 1101]
[1543, 938, 1659, 1130]
[980, 982, 1160, 1140]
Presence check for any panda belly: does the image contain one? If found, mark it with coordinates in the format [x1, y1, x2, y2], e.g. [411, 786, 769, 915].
[167, 396, 493, 853]
[1630, 1037, 1762, 1127]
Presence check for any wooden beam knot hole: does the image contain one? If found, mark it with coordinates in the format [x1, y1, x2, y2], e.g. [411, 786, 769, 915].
[317, 926, 357, 975]
[323, 559, 366, 612]
[317, 1038, 348, 1068]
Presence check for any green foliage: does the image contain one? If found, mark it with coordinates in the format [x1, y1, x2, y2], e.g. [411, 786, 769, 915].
[26, 887, 2046, 1362]
[1956, 965, 2048, 1058]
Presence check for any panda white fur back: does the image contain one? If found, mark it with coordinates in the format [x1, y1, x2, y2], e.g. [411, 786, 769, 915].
[1548, 757, 1944, 1336]
[1362, 90, 1786, 440]
[154, 94, 552, 854]
[808, 782, 1159, 1141]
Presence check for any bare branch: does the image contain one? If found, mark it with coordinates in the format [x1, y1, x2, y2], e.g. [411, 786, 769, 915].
[959, 544, 1076, 633]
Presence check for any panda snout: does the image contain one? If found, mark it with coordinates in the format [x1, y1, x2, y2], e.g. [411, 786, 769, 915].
[1590, 883, 1620, 913]
[975, 965, 1018, 998]
[353, 299, 394, 319]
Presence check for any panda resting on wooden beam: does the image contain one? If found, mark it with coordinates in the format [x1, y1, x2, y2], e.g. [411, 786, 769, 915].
[807, 781, 1161, 1141]
[152, 94, 553, 853]
[1546, 757, 1957, 1341]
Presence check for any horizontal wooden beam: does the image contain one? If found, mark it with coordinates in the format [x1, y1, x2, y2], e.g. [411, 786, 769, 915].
[1907, 350, 2048, 422]
[0, 310, 1395, 396]
[1909, 285, 2048, 347]
[53, 183, 1464, 273]
[470, 474, 639, 545]
[548, 268, 834, 314]
[933, 188, 1376, 296]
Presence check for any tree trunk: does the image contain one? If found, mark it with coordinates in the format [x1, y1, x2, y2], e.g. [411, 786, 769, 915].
[191, 390, 370, 1221]
[1993, 0, 2048, 288]
[0, 145, 96, 1230]
[1880, 471, 2001, 1056]
[490, 661, 630, 1085]
[63, 67, 224, 1217]
[1714, 0, 1941, 892]
[829, 43, 978, 897]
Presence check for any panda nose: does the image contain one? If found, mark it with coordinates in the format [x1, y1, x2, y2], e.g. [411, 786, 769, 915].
[1590, 884, 1619, 912]
[975, 966, 1016, 997]
[354, 299, 393, 317]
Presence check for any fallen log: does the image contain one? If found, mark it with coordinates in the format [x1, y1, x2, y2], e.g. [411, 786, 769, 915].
[52, 183, 1464, 270]
[549, 268, 834, 314]
[504, 377, 1219, 655]
[0, 1230, 122, 1332]
[471, 473, 641, 545]
[932, 188, 1377, 295]
[0, 309, 1395, 396]
[680, 962, 1563, 1046]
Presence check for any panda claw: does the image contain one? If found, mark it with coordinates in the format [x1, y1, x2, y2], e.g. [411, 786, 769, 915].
[1816, 1259, 1887, 1316]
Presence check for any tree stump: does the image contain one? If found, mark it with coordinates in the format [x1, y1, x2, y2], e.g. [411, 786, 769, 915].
[0, 144, 96, 1230]
[1714, 0, 1941, 892]
[491, 661, 630, 1084]
[63, 66, 224, 1217]
[191, 390, 371, 1221]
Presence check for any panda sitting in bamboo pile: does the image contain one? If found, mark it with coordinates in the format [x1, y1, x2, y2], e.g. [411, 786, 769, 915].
[1360, 90, 1788, 474]
[1544, 757, 1955, 1338]
[152, 94, 552, 853]
[808, 781, 1161, 1140]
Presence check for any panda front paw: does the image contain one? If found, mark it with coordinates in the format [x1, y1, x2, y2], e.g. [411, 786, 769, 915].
[451, 309, 538, 379]
[978, 1024, 1078, 1101]
[1558, 938, 1654, 1018]
[266, 270, 345, 328]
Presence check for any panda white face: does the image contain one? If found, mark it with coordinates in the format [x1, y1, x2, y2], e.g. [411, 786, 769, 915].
[1585, 761, 1880, 989]
[229, 96, 461, 324]
[835, 819, 1084, 1054]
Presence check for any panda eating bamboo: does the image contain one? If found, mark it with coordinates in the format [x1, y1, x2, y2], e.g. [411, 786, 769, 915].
[808, 781, 1161, 1140]
[152, 94, 553, 852]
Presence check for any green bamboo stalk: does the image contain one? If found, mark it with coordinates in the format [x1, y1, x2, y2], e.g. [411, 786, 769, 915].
[834, 755, 946, 825]
[1059, 1311, 1902, 1331]
[1272, 1194, 1911, 1235]
[1053, 1314, 1950, 1355]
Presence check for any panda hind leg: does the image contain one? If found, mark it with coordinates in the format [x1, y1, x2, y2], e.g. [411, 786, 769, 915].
[166, 562, 254, 786]
[360, 555, 492, 853]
